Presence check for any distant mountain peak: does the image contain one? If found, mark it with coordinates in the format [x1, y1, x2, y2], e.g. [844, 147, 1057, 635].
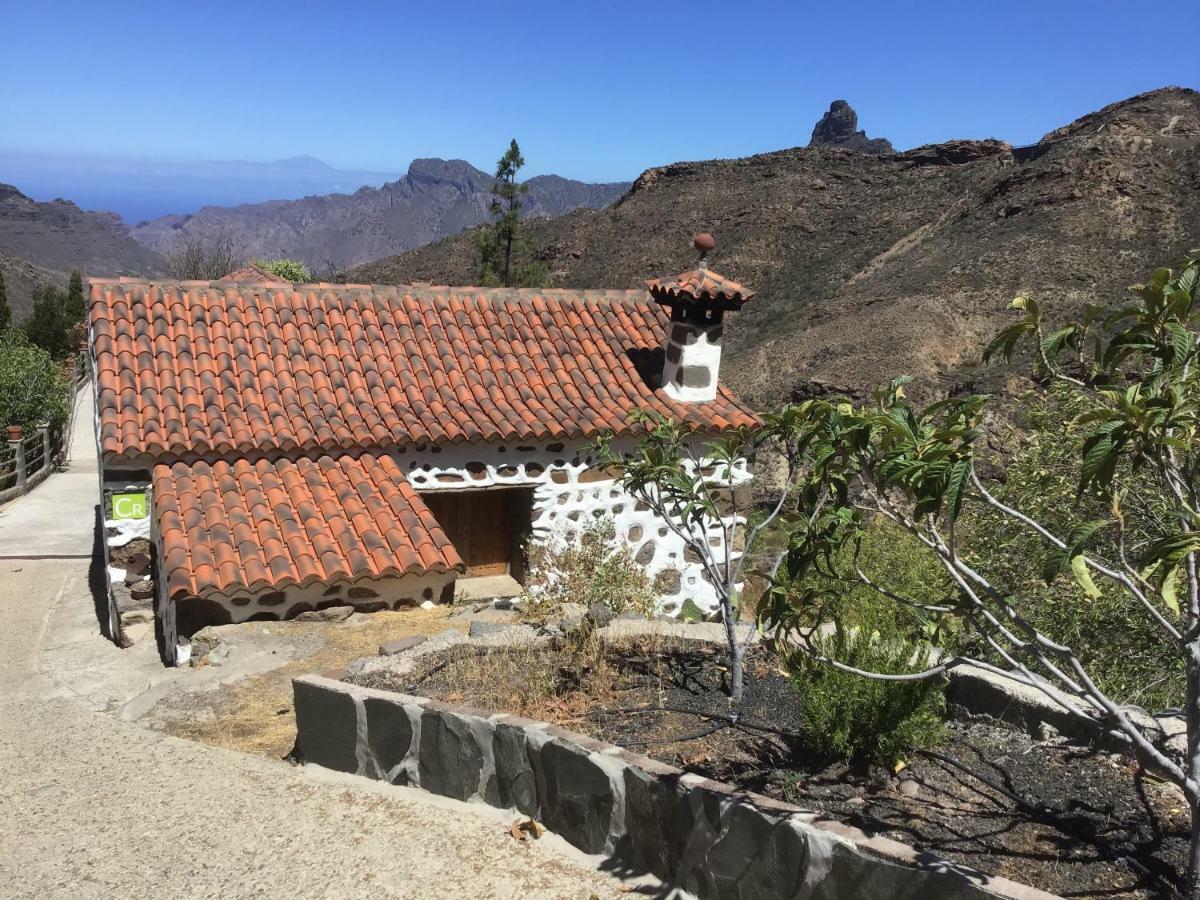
[272, 154, 335, 172]
[808, 100, 895, 154]
[405, 158, 489, 187]
[129, 161, 629, 269]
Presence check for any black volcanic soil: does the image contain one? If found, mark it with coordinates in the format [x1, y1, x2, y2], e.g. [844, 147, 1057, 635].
[353, 639, 1189, 898]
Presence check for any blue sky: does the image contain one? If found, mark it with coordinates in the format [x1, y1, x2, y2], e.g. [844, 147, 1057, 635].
[2, 0, 1196, 182]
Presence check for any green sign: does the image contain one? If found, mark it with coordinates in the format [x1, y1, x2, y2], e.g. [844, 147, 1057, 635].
[112, 492, 147, 520]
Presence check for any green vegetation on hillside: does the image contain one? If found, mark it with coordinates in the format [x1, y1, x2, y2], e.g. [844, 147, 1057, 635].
[253, 258, 310, 282]
[474, 140, 547, 288]
[0, 268, 11, 334]
[21, 270, 86, 359]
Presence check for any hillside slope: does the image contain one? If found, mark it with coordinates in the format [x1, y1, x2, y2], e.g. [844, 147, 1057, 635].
[131, 159, 628, 271]
[0, 184, 164, 316]
[353, 88, 1200, 406]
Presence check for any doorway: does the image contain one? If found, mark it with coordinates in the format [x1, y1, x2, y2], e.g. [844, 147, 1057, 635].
[421, 488, 532, 580]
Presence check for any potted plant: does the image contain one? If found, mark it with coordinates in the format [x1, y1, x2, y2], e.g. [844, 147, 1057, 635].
[5, 423, 22, 442]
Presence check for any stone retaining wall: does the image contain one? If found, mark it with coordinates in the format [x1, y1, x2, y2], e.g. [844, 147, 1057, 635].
[293, 673, 1057, 900]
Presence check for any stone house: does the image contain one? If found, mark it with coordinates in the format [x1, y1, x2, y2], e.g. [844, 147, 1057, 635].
[89, 245, 759, 664]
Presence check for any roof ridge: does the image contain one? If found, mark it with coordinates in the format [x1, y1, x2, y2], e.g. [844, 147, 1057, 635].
[89, 277, 652, 303]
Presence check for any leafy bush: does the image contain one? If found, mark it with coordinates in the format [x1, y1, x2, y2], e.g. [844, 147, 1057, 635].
[786, 516, 960, 646]
[0, 332, 68, 428]
[254, 258, 311, 282]
[786, 617, 946, 767]
[522, 517, 657, 618]
[960, 386, 1184, 709]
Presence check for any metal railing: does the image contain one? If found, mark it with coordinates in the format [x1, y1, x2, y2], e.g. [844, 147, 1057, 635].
[0, 350, 88, 504]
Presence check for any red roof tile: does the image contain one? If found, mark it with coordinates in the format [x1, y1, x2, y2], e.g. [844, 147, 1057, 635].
[153, 453, 463, 601]
[645, 267, 755, 305]
[90, 279, 760, 462]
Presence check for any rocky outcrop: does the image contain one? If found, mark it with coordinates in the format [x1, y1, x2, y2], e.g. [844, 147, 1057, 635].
[355, 87, 1200, 409]
[901, 139, 1012, 166]
[808, 99, 895, 154]
[0, 183, 164, 316]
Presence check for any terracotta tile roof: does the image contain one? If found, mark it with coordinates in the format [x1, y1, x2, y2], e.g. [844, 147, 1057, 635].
[645, 267, 755, 305]
[90, 278, 760, 462]
[153, 453, 463, 601]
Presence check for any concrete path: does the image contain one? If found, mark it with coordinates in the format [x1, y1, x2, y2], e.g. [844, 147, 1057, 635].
[0, 383, 97, 558]
[0, 386, 636, 899]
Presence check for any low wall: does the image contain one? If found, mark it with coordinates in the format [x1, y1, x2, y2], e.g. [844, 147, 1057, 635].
[293, 673, 1056, 900]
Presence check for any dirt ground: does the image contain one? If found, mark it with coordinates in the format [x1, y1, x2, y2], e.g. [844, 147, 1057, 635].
[358, 638, 1190, 899]
[149, 607, 469, 758]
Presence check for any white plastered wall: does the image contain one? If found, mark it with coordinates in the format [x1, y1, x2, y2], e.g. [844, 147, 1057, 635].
[398, 437, 749, 615]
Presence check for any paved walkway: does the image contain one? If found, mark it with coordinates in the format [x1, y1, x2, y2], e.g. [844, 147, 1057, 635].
[0, 383, 97, 557]
[0, 384, 633, 899]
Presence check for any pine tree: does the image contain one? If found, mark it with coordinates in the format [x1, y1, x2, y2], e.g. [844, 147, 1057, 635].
[474, 140, 546, 288]
[65, 270, 85, 324]
[22, 284, 69, 357]
[0, 268, 10, 334]
[492, 140, 525, 285]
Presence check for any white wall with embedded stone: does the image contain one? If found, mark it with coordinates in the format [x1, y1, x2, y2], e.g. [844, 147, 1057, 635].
[661, 314, 725, 403]
[187, 570, 457, 626]
[124, 434, 748, 666]
[397, 437, 748, 615]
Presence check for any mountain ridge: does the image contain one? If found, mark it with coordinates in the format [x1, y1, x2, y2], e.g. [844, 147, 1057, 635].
[0, 183, 165, 316]
[349, 87, 1200, 407]
[129, 159, 629, 272]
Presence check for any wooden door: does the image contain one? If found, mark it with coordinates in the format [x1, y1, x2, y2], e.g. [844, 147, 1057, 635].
[423, 490, 513, 576]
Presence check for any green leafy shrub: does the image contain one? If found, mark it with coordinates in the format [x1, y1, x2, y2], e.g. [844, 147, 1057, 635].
[786, 617, 946, 767]
[960, 386, 1183, 709]
[0, 332, 68, 428]
[522, 517, 657, 618]
[253, 258, 311, 282]
[787, 516, 960, 645]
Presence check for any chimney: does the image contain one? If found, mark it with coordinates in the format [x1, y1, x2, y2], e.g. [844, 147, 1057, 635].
[645, 233, 754, 402]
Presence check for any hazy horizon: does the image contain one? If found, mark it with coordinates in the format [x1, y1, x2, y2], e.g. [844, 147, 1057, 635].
[4, 0, 1196, 214]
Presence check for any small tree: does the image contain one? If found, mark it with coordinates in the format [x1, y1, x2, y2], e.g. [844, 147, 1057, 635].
[165, 235, 242, 280]
[64, 270, 85, 324]
[755, 251, 1200, 895]
[0, 268, 11, 334]
[474, 139, 547, 288]
[0, 331, 68, 429]
[596, 414, 800, 706]
[321, 257, 348, 284]
[22, 284, 70, 358]
[253, 258, 311, 282]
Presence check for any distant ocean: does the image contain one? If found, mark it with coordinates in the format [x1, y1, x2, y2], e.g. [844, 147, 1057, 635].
[0, 151, 397, 224]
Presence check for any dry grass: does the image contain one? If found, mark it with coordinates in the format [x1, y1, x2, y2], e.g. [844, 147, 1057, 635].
[410, 630, 679, 727]
[156, 607, 467, 758]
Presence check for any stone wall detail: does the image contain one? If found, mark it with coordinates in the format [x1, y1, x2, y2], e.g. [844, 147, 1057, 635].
[400, 437, 748, 616]
[172, 571, 456, 633]
[661, 314, 724, 403]
[293, 674, 1050, 900]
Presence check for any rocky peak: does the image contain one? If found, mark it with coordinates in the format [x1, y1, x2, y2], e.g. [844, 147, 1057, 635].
[404, 158, 490, 191]
[808, 100, 895, 155]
